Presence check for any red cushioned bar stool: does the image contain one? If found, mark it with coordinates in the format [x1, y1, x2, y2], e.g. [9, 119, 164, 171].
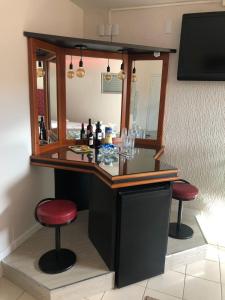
[35, 198, 77, 274]
[169, 180, 198, 240]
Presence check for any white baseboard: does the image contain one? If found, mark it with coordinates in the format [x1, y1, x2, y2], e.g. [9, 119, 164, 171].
[0, 223, 41, 262]
[0, 261, 2, 278]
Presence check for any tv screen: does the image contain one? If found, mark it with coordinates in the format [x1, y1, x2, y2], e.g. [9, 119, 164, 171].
[177, 11, 225, 81]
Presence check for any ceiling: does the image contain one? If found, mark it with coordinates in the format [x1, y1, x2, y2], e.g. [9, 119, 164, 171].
[71, 0, 219, 10]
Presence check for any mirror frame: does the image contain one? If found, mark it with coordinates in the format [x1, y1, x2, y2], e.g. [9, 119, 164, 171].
[28, 38, 64, 154]
[28, 38, 169, 155]
[126, 53, 169, 148]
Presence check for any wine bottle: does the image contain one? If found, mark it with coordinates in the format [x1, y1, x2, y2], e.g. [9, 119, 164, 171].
[80, 123, 85, 140]
[88, 131, 94, 148]
[95, 121, 102, 148]
[87, 118, 93, 137]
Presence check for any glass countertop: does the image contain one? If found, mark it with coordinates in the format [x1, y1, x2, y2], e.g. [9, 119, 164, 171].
[39, 147, 177, 178]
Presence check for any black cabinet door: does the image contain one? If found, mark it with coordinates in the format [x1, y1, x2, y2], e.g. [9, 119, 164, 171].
[116, 183, 172, 287]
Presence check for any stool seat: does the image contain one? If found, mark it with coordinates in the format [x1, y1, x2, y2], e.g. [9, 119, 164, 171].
[37, 199, 77, 225]
[173, 183, 198, 201]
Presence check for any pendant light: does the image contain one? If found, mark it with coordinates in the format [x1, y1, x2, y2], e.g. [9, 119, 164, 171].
[104, 59, 112, 81]
[76, 47, 85, 78]
[36, 61, 45, 78]
[67, 56, 75, 79]
[118, 51, 126, 80]
[132, 60, 137, 82]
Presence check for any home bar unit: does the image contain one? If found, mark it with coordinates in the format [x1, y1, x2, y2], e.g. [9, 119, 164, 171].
[24, 31, 178, 288]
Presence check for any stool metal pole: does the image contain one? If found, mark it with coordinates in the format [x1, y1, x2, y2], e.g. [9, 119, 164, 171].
[176, 200, 183, 231]
[55, 226, 61, 251]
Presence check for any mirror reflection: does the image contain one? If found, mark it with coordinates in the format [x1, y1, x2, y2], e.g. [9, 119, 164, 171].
[65, 55, 123, 140]
[129, 60, 163, 140]
[36, 48, 58, 145]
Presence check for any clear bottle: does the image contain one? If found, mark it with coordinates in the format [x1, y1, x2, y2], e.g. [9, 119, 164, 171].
[80, 123, 85, 140]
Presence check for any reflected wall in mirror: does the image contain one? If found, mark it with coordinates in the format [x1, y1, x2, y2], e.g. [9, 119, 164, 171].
[36, 48, 58, 145]
[65, 55, 123, 140]
[129, 60, 163, 140]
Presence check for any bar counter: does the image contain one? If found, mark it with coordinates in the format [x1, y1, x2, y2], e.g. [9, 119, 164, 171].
[30, 146, 178, 288]
[30, 147, 178, 188]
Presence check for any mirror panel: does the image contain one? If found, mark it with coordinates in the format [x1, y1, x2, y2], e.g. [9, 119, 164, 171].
[36, 48, 58, 145]
[65, 55, 123, 140]
[129, 60, 163, 140]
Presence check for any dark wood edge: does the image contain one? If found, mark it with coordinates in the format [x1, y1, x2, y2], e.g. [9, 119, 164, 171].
[111, 177, 179, 189]
[111, 169, 177, 181]
[24, 31, 176, 54]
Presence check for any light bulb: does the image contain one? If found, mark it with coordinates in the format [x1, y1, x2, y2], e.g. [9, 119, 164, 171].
[132, 74, 137, 82]
[132, 66, 137, 82]
[118, 70, 126, 80]
[36, 68, 45, 77]
[67, 70, 75, 79]
[76, 59, 85, 78]
[118, 62, 126, 80]
[76, 67, 85, 78]
[67, 62, 75, 79]
[104, 73, 112, 81]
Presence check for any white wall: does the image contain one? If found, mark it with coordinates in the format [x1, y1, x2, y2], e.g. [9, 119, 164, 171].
[0, 0, 83, 261]
[84, 2, 225, 245]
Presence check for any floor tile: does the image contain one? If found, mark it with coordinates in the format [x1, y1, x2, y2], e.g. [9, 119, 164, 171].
[144, 288, 182, 300]
[220, 262, 225, 283]
[102, 284, 145, 300]
[86, 292, 104, 300]
[171, 265, 186, 274]
[222, 285, 225, 300]
[219, 247, 225, 263]
[186, 259, 220, 282]
[183, 275, 221, 300]
[147, 271, 185, 298]
[205, 245, 219, 262]
[135, 279, 148, 288]
[0, 277, 24, 300]
[18, 292, 37, 300]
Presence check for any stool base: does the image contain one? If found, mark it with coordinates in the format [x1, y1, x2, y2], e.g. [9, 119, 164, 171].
[169, 223, 193, 240]
[39, 248, 76, 274]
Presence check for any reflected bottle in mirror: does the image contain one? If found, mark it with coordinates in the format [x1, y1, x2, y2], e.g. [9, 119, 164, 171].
[39, 116, 47, 144]
[80, 123, 86, 140]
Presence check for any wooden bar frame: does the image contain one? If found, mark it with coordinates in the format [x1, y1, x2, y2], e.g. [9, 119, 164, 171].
[27, 38, 170, 155]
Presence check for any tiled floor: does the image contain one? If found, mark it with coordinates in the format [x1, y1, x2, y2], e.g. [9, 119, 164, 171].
[1, 245, 225, 300]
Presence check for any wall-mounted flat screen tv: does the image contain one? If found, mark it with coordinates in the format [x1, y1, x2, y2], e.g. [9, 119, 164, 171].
[177, 11, 225, 81]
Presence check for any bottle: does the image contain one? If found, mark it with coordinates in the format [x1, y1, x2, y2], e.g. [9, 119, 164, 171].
[95, 121, 102, 148]
[39, 116, 47, 141]
[88, 131, 94, 148]
[87, 118, 93, 137]
[80, 123, 85, 140]
[105, 127, 113, 144]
